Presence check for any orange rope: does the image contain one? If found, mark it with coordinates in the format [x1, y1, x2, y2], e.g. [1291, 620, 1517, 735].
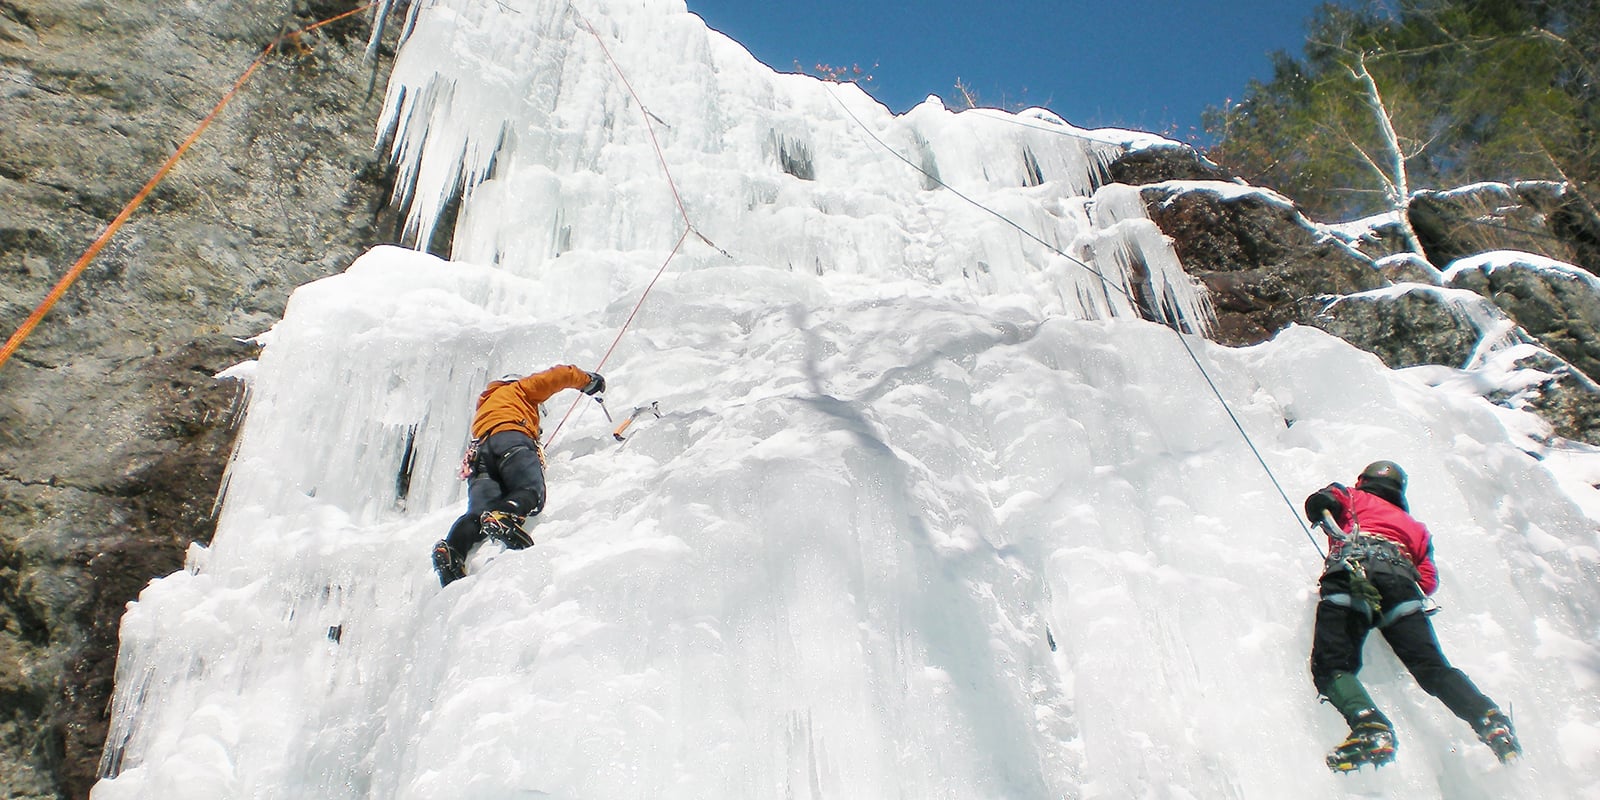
[544, 226, 690, 447]
[570, 4, 691, 228]
[0, 2, 379, 372]
[544, 5, 710, 448]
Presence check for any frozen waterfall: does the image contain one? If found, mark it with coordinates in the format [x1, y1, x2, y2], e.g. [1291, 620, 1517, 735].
[93, 1, 1600, 798]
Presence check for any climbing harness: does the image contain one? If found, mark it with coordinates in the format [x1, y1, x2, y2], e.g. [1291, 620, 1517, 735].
[457, 437, 481, 481]
[457, 433, 547, 482]
[1316, 510, 1430, 627]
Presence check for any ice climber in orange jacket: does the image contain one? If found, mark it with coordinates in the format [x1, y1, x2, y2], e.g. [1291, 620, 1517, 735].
[432, 365, 604, 586]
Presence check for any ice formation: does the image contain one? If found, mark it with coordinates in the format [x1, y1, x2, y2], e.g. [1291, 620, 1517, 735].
[93, 1, 1600, 798]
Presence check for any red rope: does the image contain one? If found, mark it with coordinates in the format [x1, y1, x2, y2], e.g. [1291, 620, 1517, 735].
[570, 5, 691, 228]
[545, 5, 707, 448]
[544, 226, 689, 447]
[0, 2, 380, 372]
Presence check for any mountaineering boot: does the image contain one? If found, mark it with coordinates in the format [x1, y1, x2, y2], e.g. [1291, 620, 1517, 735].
[432, 540, 466, 587]
[1475, 708, 1521, 763]
[1327, 708, 1396, 772]
[480, 510, 534, 550]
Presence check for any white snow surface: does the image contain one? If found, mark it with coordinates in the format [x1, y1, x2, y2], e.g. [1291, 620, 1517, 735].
[1150, 179, 1294, 210]
[1326, 210, 1405, 237]
[93, 1, 1600, 798]
[1445, 250, 1600, 292]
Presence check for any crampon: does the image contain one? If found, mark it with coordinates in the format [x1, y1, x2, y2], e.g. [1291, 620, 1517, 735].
[1327, 723, 1396, 773]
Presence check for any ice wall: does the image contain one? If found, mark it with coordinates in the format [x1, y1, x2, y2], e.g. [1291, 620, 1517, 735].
[92, 1, 1600, 798]
[375, 0, 1209, 334]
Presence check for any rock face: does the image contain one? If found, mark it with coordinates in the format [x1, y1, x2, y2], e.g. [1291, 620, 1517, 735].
[1309, 286, 1493, 370]
[1104, 143, 1233, 185]
[1446, 256, 1600, 382]
[1311, 280, 1600, 444]
[0, 1, 399, 796]
[1134, 179, 1386, 346]
[1114, 145, 1600, 448]
[1410, 183, 1600, 274]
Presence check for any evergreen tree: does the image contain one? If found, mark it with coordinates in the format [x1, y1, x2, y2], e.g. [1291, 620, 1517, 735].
[1205, 0, 1596, 230]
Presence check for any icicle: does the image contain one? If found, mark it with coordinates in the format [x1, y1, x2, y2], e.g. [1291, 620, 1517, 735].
[95, 3, 1600, 798]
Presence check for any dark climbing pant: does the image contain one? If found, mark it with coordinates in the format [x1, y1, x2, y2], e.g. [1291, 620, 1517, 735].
[1310, 577, 1497, 727]
[443, 430, 546, 555]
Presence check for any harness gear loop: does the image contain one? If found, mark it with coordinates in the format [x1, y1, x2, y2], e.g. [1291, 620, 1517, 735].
[1317, 510, 1428, 625]
[1318, 511, 1385, 614]
[457, 437, 482, 481]
[458, 433, 546, 482]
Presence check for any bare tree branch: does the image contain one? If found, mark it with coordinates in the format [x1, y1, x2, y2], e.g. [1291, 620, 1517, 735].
[1341, 50, 1428, 257]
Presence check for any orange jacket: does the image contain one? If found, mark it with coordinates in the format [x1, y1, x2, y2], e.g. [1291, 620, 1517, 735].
[471, 365, 592, 441]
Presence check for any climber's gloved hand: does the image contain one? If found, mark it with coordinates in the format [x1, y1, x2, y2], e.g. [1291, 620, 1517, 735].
[582, 371, 606, 396]
[1304, 491, 1342, 524]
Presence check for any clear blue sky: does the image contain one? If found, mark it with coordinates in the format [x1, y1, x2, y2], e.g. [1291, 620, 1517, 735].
[683, 0, 1337, 141]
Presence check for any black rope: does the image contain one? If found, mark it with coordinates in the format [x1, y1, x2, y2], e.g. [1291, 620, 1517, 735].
[825, 84, 1323, 555]
[1176, 341, 1325, 558]
[825, 90, 1129, 293]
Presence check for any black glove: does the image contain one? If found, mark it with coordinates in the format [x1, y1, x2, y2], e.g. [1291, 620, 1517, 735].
[582, 371, 606, 396]
[1304, 490, 1342, 523]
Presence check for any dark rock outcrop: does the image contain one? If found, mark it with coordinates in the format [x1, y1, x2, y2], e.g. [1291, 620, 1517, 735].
[0, 1, 401, 796]
[1312, 283, 1600, 444]
[1105, 144, 1234, 186]
[1113, 147, 1600, 448]
[1134, 181, 1387, 346]
[1522, 370, 1600, 445]
[1446, 255, 1600, 383]
[1309, 285, 1491, 370]
[1410, 183, 1600, 274]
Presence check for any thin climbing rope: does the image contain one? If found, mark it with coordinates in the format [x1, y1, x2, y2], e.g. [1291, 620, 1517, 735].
[569, 3, 691, 228]
[504, 5, 1322, 559]
[824, 85, 1324, 556]
[0, 2, 380, 373]
[544, 228, 690, 446]
[544, 4, 724, 447]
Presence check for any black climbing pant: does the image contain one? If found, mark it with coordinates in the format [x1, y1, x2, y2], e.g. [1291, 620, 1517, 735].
[443, 430, 546, 555]
[1310, 573, 1497, 726]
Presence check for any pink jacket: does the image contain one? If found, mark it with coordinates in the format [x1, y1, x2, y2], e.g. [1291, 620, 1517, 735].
[1322, 485, 1439, 595]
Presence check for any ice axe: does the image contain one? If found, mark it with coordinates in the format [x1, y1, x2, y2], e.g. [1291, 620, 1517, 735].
[613, 401, 662, 442]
